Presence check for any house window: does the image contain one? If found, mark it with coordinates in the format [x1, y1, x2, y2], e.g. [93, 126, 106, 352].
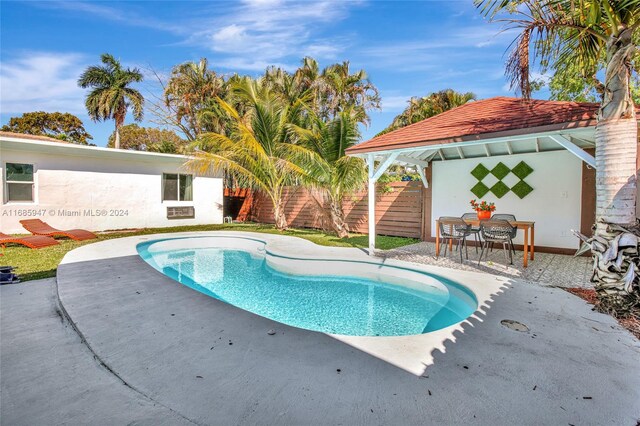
[162, 173, 193, 201]
[5, 163, 34, 202]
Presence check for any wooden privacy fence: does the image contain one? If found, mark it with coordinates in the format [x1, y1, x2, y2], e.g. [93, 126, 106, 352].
[249, 181, 424, 238]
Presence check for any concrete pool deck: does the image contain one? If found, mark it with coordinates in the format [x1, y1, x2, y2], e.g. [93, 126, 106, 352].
[4, 231, 639, 425]
[0, 279, 191, 425]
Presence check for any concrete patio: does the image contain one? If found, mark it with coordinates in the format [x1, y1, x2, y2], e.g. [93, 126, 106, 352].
[382, 241, 593, 289]
[0, 279, 191, 425]
[2, 232, 639, 425]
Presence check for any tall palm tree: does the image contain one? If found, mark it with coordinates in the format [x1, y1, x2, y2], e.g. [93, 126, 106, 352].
[258, 58, 380, 125]
[187, 78, 322, 230]
[321, 61, 381, 124]
[261, 65, 312, 110]
[292, 109, 367, 238]
[293, 57, 323, 96]
[164, 58, 228, 140]
[78, 53, 144, 149]
[477, 0, 639, 311]
[378, 89, 476, 135]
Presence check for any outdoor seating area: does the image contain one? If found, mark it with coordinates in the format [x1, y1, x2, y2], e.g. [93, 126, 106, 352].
[18, 219, 97, 242]
[435, 214, 536, 268]
[0, 232, 59, 252]
[0, 220, 96, 256]
[383, 239, 592, 289]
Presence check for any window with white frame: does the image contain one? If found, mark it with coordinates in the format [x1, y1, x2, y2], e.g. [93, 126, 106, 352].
[162, 173, 193, 201]
[5, 163, 34, 202]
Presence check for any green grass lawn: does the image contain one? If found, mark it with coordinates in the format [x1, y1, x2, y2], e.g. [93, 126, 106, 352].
[2, 223, 418, 282]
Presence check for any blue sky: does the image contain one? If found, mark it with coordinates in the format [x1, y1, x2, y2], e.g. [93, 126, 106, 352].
[0, 0, 541, 146]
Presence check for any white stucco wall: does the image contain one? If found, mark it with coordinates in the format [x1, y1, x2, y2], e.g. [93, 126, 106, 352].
[431, 150, 583, 249]
[0, 142, 223, 234]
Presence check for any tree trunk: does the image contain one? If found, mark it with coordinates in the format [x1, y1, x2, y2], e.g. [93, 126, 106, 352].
[114, 125, 121, 150]
[328, 199, 349, 239]
[273, 197, 288, 231]
[595, 119, 638, 224]
[590, 27, 639, 309]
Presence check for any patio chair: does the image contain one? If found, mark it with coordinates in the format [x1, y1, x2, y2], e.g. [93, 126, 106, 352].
[438, 217, 471, 263]
[461, 212, 482, 253]
[491, 214, 517, 255]
[0, 232, 59, 254]
[478, 220, 516, 267]
[19, 219, 97, 241]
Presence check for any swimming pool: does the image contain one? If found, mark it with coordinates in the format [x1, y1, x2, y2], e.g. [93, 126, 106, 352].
[137, 236, 477, 337]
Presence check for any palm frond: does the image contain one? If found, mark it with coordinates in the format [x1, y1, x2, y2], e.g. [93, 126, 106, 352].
[474, 0, 637, 98]
[78, 53, 145, 127]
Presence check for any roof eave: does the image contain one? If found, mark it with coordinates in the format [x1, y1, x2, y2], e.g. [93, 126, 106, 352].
[346, 119, 598, 156]
[0, 136, 191, 162]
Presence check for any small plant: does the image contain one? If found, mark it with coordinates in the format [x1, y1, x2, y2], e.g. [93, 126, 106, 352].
[470, 199, 496, 212]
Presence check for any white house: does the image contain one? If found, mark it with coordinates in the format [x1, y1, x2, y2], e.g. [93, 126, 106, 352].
[0, 132, 224, 234]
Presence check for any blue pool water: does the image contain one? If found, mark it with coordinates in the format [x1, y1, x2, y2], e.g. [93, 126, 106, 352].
[137, 238, 477, 336]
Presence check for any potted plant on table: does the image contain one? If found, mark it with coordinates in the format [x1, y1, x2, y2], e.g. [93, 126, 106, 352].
[470, 199, 495, 220]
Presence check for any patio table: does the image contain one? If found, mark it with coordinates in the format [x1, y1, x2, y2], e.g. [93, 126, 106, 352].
[435, 218, 535, 267]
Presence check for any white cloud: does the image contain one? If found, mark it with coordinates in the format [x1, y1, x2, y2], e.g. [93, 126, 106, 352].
[304, 43, 342, 60]
[189, 0, 357, 66]
[34, 1, 185, 34]
[38, 1, 362, 72]
[0, 52, 88, 114]
[360, 25, 518, 72]
[380, 95, 412, 113]
[212, 24, 247, 45]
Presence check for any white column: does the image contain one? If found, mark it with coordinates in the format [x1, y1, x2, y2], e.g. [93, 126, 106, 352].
[367, 154, 376, 255]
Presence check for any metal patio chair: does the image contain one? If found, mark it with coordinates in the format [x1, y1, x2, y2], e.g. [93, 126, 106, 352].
[461, 212, 482, 253]
[491, 214, 517, 255]
[478, 220, 516, 267]
[438, 217, 471, 263]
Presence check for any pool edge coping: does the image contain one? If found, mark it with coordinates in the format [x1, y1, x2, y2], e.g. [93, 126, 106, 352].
[57, 231, 511, 376]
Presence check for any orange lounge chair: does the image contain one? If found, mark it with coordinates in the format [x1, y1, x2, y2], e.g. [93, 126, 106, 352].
[19, 219, 97, 241]
[0, 232, 59, 249]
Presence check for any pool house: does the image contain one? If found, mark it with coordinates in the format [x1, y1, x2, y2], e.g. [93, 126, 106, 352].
[346, 96, 640, 259]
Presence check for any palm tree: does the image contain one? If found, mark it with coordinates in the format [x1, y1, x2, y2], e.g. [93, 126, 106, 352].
[477, 0, 639, 311]
[321, 61, 381, 124]
[164, 58, 228, 139]
[261, 65, 315, 113]
[187, 78, 322, 230]
[378, 89, 476, 135]
[78, 54, 144, 149]
[292, 109, 367, 238]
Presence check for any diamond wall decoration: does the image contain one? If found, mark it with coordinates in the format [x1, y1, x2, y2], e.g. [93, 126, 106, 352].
[471, 181, 490, 198]
[470, 161, 534, 198]
[470, 164, 490, 181]
[512, 161, 534, 180]
[490, 181, 510, 198]
[511, 180, 534, 199]
[491, 162, 510, 180]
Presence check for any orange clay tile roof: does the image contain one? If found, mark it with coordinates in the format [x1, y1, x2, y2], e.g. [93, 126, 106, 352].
[346, 97, 601, 154]
[0, 131, 69, 144]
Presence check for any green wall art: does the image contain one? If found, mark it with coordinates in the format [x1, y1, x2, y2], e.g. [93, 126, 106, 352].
[470, 161, 533, 199]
